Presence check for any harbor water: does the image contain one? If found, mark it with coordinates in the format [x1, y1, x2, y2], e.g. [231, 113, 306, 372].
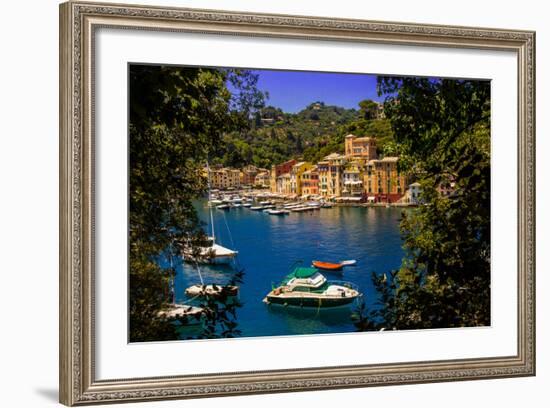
[173, 202, 406, 339]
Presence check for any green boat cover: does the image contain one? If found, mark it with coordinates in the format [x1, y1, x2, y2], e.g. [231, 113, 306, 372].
[280, 267, 319, 285]
[292, 267, 318, 278]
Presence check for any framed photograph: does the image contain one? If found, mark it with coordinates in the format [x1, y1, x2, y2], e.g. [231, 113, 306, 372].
[59, 1, 535, 405]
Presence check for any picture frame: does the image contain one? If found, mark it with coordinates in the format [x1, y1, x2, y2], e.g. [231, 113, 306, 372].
[59, 1, 536, 405]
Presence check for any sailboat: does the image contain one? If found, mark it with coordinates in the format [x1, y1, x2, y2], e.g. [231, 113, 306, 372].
[182, 162, 238, 265]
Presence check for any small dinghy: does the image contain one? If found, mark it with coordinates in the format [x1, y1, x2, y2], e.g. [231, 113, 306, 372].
[312, 259, 357, 271]
[185, 284, 239, 298]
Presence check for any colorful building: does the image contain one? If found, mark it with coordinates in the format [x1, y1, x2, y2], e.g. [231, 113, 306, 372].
[276, 173, 292, 195]
[363, 157, 407, 203]
[300, 166, 319, 196]
[240, 165, 259, 186]
[209, 168, 241, 190]
[290, 162, 313, 196]
[254, 171, 270, 188]
[270, 159, 297, 193]
[345, 134, 378, 160]
[318, 153, 347, 198]
[342, 161, 364, 197]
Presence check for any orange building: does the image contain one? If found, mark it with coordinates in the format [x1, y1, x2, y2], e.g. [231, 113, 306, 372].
[363, 157, 407, 203]
[344, 134, 378, 160]
[300, 166, 319, 196]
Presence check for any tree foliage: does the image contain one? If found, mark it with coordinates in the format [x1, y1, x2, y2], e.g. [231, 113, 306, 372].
[354, 77, 491, 330]
[129, 65, 264, 342]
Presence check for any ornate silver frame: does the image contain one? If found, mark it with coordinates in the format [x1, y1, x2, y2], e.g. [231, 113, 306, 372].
[59, 1, 536, 405]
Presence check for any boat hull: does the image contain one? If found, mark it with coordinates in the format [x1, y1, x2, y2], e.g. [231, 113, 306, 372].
[185, 284, 239, 298]
[183, 254, 236, 265]
[264, 294, 357, 307]
[312, 261, 343, 271]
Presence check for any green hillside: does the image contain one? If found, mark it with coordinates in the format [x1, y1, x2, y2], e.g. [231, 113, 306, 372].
[211, 100, 395, 168]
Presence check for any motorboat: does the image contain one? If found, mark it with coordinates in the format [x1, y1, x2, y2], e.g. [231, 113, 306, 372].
[263, 267, 361, 307]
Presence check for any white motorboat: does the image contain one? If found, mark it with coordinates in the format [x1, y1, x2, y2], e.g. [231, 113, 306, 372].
[263, 267, 361, 307]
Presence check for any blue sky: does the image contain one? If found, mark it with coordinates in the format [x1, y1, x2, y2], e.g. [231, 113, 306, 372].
[234, 69, 384, 113]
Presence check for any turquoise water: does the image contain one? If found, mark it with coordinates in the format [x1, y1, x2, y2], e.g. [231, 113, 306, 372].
[173, 203, 406, 338]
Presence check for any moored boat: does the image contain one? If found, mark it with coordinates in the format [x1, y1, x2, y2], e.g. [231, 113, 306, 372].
[185, 284, 239, 298]
[266, 209, 289, 215]
[312, 259, 357, 271]
[186, 165, 238, 264]
[157, 304, 205, 325]
[312, 260, 343, 271]
[263, 267, 360, 307]
[183, 238, 238, 264]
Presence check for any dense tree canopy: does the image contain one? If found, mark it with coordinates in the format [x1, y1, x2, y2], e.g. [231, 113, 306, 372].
[212, 101, 397, 168]
[354, 77, 491, 330]
[129, 65, 264, 341]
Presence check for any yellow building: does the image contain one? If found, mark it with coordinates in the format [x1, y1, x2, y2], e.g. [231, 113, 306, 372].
[290, 162, 313, 196]
[363, 157, 407, 203]
[318, 153, 347, 198]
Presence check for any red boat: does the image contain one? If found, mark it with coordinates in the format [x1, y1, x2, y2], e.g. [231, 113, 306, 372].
[312, 259, 357, 271]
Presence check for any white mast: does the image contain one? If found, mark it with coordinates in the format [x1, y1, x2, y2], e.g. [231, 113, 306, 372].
[205, 161, 216, 242]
